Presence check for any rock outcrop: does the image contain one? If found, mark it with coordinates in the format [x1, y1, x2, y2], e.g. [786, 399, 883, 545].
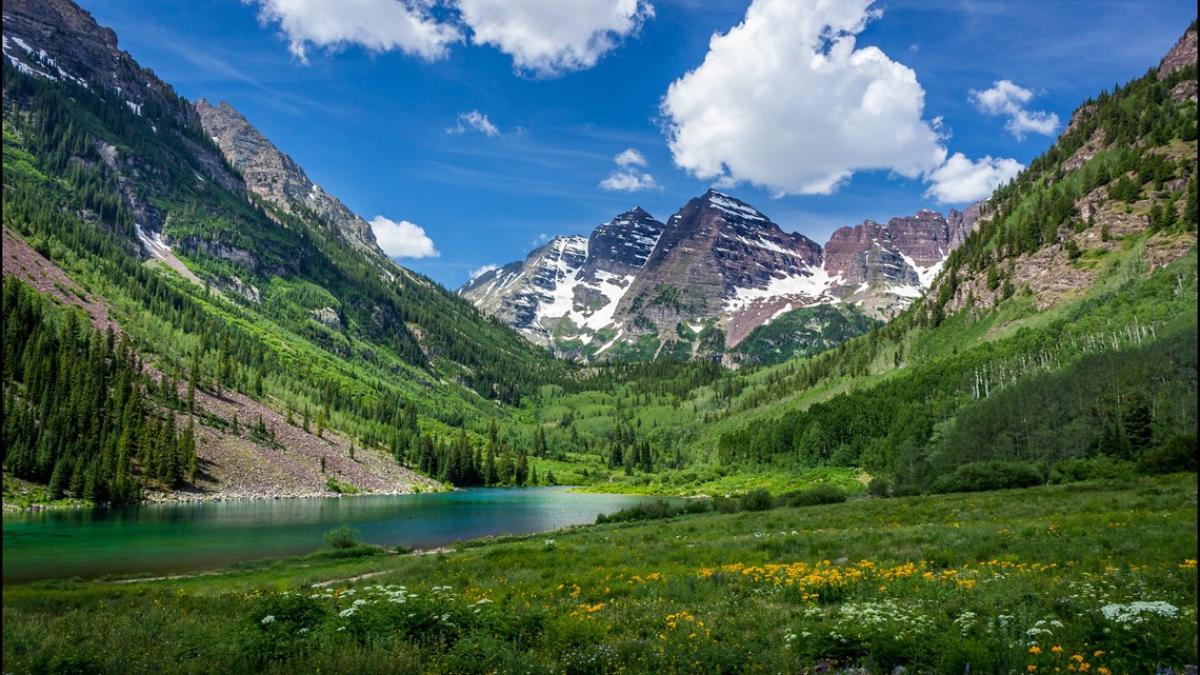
[1158, 22, 1197, 80]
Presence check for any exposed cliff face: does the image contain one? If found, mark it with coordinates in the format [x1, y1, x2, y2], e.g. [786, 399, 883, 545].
[823, 208, 980, 319]
[1158, 22, 1198, 81]
[462, 190, 983, 360]
[460, 208, 673, 352]
[194, 99, 382, 257]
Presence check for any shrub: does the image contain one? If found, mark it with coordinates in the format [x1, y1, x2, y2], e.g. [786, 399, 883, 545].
[596, 500, 692, 524]
[324, 526, 360, 550]
[866, 476, 893, 498]
[740, 489, 773, 512]
[1048, 457, 1136, 484]
[778, 484, 848, 507]
[306, 543, 384, 560]
[931, 461, 1045, 494]
[682, 499, 713, 515]
[891, 483, 923, 497]
[713, 496, 740, 513]
[1138, 433, 1199, 474]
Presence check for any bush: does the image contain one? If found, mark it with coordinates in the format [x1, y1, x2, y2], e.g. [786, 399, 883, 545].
[778, 484, 848, 507]
[1138, 434, 1199, 474]
[592, 497, 681, 523]
[324, 526, 361, 550]
[891, 483, 923, 497]
[305, 543, 384, 560]
[682, 499, 713, 515]
[713, 496, 739, 513]
[740, 489, 773, 512]
[866, 476, 893, 498]
[1048, 457, 1136, 484]
[931, 461, 1045, 494]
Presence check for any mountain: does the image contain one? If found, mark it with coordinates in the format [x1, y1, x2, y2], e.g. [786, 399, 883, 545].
[710, 20, 1197, 491]
[461, 188, 979, 361]
[2, 0, 564, 501]
[824, 206, 979, 317]
[194, 99, 381, 258]
[460, 207, 666, 349]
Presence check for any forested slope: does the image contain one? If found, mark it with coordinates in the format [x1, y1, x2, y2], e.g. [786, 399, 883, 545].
[1, 0, 566, 501]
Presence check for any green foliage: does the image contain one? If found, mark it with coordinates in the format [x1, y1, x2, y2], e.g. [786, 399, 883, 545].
[324, 526, 362, 550]
[777, 484, 849, 507]
[594, 499, 711, 524]
[714, 252, 1197, 491]
[930, 461, 1046, 494]
[1138, 433, 1200, 474]
[739, 488, 773, 511]
[3, 279, 196, 502]
[733, 304, 879, 365]
[866, 476, 892, 498]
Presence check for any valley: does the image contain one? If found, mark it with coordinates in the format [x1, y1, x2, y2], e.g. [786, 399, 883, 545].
[1, 0, 1197, 671]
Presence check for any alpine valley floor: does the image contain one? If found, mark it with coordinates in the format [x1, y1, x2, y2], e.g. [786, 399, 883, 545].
[2, 474, 1195, 673]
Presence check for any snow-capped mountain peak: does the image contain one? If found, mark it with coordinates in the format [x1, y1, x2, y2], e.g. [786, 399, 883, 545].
[461, 190, 982, 360]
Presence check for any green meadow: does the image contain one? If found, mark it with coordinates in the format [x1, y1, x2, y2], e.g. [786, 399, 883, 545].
[4, 473, 1195, 674]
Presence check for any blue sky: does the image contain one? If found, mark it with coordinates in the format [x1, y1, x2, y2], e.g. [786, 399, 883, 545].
[84, 0, 1195, 287]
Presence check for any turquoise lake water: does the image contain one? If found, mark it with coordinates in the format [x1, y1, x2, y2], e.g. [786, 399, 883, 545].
[2, 488, 670, 583]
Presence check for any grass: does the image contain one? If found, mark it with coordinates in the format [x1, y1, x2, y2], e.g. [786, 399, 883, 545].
[2, 473, 91, 512]
[3, 473, 1195, 673]
[573, 466, 866, 497]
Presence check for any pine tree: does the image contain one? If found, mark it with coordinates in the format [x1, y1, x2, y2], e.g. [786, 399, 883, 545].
[515, 453, 529, 487]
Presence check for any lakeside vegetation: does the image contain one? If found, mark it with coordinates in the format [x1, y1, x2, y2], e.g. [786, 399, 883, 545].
[3, 474, 1195, 673]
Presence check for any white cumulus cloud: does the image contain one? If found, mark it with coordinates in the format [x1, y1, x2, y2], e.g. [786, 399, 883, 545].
[456, 0, 654, 76]
[600, 147, 657, 191]
[970, 80, 1060, 139]
[600, 171, 657, 191]
[447, 110, 501, 136]
[247, 0, 462, 62]
[370, 216, 439, 258]
[926, 152, 1023, 204]
[661, 0, 947, 197]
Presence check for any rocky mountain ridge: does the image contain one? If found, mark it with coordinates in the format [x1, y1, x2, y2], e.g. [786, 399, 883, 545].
[194, 99, 383, 258]
[461, 189, 980, 360]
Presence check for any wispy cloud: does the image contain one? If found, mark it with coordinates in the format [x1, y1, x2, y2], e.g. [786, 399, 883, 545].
[446, 110, 501, 137]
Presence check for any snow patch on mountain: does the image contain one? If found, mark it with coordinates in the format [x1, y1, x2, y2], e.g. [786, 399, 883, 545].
[708, 191, 767, 221]
[725, 266, 840, 313]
